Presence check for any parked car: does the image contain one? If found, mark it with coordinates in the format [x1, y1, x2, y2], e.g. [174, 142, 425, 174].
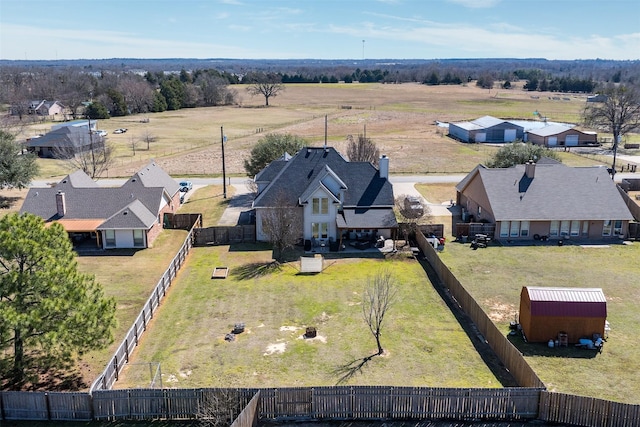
[113, 128, 128, 134]
[94, 130, 108, 137]
[179, 181, 193, 192]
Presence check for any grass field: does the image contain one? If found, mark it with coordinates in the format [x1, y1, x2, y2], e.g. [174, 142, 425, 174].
[18, 82, 624, 181]
[439, 241, 640, 405]
[116, 246, 500, 389]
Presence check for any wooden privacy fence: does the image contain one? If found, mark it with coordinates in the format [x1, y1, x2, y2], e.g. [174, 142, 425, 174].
[416, 230, 544, 389]
[231, 391, 261, 427]
[539, 391, 640, 427]
[618, 186, 640, 222]
[194, 225, 256, 246]
[164, 213, 203, 230]
[454, 222, 496, 239]
[0, 387, 541, 421]
[2, 387, 640, 425]
[89, 225, 196, 393]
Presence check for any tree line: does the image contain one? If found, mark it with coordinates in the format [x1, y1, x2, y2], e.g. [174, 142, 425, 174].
[3, 60, 637, 121]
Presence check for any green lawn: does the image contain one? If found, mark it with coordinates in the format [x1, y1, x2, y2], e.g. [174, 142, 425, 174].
[439, 241, 640, 404]
[76, 229, 189, 380]
[115, 246, 500, 389]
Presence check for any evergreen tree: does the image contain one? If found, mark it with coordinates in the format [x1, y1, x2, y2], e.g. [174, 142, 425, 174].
[85, 101, 110, 119]
[486, 142, 561, 168]
[0, 131, 39, 189]
[0, 213, 117, 388]
[107, 88, 128, 116]
[244, 133, 307, 177]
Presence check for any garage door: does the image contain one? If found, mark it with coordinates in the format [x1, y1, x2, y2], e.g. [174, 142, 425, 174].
[504, 129, 517, 142]
[548, 137, 557, 146]
[566, 135, 579, 146]
[475, 133, 486, 143]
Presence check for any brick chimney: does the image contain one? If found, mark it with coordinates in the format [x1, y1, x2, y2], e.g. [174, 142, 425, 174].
[525, 160, 535, 179]
[55, 191, 66, 217]
[379, 155, 389, 179]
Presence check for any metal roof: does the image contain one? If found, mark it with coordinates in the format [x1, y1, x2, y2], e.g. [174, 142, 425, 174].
[524, 287, 607, 318]
[526, 286, 606, 303]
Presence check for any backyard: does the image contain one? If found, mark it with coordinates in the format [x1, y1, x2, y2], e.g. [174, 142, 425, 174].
[114, 245, 502, 389]
[439, 240, 640, 405]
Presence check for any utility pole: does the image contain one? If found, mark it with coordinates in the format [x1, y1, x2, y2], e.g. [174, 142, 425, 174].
[221, 126, 227, 199]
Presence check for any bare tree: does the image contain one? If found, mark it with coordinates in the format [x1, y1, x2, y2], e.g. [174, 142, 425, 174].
[394, 194, 431, 246]
[260, 192, 303, 263]
[583, 83, 640, 177]
[246, 73, 285, 106]
[118, 75, 154, 114]
[362, 269, 398, 356]
[245, 178, 259, 199]
[140, 130, 157, 150]
[196, 388, 241, 427]
[346, 133, 380, 166]
[56, 133, 113, 178]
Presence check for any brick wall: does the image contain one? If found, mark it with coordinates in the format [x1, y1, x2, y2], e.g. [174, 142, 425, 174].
[147, 191, 181, 247]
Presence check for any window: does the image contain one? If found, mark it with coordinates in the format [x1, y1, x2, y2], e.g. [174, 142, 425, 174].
[510, 221, 520, 237]
[105, 230, 116, 247]
[133, 229, 144, 247]
[582, 221, 589, 236]
[520, 221, 530, 237]
[312, 222, 328, 239]
[602, 220, 612, 236]
[570, 220, 581, 237]
[500, 221, 509, 238]
[549, 221, 559, 236]
[614, 220, 623, 236]
[560, 220, 570, 237]
[477, 206, 482, 218]
[312, 197, 328, 215]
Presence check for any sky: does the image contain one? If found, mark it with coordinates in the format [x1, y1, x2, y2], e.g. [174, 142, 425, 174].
[1, 0, 639, 61]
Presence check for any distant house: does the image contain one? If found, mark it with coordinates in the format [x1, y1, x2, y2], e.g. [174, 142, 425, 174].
[519, 286, 607, 344]
[252, 146, 397, 248]
[25, 126, 97, 158]
[525, 125, 598, 148]
[455, 160, 634, 241]
[27, 100, 65, 116]
[448, 116, 525, 143]
[20, 162, 181, 249]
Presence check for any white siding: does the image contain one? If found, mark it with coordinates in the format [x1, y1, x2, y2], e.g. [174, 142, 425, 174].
[303, 188, 338, 241]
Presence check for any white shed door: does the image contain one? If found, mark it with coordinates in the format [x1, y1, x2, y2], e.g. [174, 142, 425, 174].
[548, 137, 557, 146]
[566, 135, 579, 146]
[475, 133, 486, 143]
[504, 129, 517, 142]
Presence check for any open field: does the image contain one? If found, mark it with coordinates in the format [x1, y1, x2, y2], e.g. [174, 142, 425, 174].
[115, 246, 501, 389]
[439, 241, 640, 405]
[19, 82, 623, 181]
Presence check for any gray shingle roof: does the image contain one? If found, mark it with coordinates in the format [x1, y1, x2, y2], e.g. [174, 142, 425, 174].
[466, 163, 633, 221]
[25, 126, 92, 149]
[98, 200, 158, 229]
[254, 147, 393, 209]
[336, 208, 398, 229]
[20, 161, 177, 230]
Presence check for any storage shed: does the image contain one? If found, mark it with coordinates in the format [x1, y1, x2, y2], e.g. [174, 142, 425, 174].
[519, 286, 607, 344]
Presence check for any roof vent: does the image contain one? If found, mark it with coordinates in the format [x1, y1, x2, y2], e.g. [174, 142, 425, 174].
[123, 211, 128, 215]
[131, 193, 134, 198]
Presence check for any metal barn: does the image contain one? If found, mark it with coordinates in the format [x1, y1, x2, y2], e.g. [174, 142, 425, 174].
[519, 286, 607, 344]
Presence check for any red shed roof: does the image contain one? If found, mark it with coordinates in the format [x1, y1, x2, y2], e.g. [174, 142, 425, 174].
[524, 287, 607, 318]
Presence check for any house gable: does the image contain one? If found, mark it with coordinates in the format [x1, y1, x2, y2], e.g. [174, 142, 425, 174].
[253, 146, 396, 242]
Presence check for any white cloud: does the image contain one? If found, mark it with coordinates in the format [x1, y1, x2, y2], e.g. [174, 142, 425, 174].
[447, 0, 501, 8]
